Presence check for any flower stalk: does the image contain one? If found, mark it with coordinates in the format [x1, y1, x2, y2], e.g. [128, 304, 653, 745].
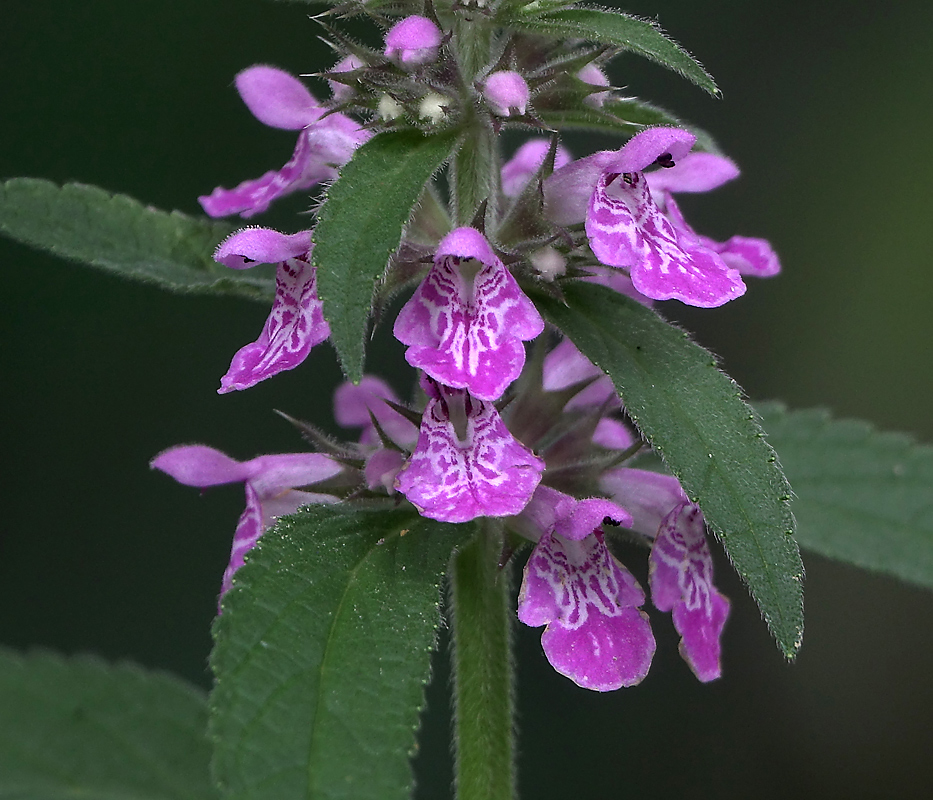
[449, 522, 516, 800]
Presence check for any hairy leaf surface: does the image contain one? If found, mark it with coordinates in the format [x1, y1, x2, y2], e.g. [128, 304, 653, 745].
[210, 504, 467, 800]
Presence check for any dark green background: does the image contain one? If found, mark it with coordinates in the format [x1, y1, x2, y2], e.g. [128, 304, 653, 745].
[3, 1, 932, 797]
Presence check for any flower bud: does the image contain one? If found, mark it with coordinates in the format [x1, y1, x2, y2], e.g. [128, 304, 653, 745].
[418, 92, 450, 124]
[378, 94, 404, 120]
[384, 16, 443, 68]
[481, 70, 530, 116]
[577, 63, 611, 108]
[328, 54, 365, 103]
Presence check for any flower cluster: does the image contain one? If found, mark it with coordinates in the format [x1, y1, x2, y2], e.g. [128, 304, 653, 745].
[153, 11, 779, 690]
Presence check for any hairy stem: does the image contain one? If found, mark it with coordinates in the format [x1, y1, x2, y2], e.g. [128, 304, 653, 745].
[449, 523, 516, 800]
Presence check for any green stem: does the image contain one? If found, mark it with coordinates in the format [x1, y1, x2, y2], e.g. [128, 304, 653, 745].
[450, 7, 498, 226]
[450, 523, 515, 800]
[451, 114, 498, 226]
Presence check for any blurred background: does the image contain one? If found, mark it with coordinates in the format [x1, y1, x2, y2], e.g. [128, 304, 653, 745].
[2, 1, 931, 797]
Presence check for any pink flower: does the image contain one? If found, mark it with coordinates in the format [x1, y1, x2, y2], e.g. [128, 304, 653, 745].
[384, 16, 443, 68]
[394, 227, 544, 401]
[151, 445, 342, 601]
[544, 127, 747, 308]
[517, 486, 656, 691]
[199, 66, 370, 218]
[396, 380, 544, 522]
[213, 228, 329, 393]
[601, 467, 730, 681]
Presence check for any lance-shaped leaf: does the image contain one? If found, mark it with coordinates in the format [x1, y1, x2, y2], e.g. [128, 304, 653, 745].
[313, 130, 459, 382]
[533, 282, 803, 657]
[0, 649, 215, 800]
[503, 8, 719, 96]
[758, 403, 933, 591]
[210, 504, 468, 800]
[0, 179, 270, 301]
[538, 98, 722, 154]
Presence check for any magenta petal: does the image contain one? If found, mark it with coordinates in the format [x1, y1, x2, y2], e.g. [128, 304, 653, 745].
[220, 482, 264, 599]
[646, 152, 739, 194]
[150, 445, 251, 487]
[542, 338, 616, 410]
[649, 503, 730, 682]
[365, 448, 406, 493]
[333, 376, 399, 428]
[518, 532, 655, 690]
[714, 235, 781, 277]
[600, 467, 688, 537]
[585, 171, 647, 268]
[396, 387, 544, 522]
[235, 65, 323, 130]
[501, 138, 572, 198]
[215, 228, 312, 269]
[199, 130, 318, 218]
[219, 257, 329, 392]
[333, 376, 417, 447]
[394, 228, 544, 400]
[605, 127, 696, 174]
[544, 150, 616, 225]
[245, 453, 342, 496]
[673, 593, 730, 682]
[593, 418, 636, 450]
[557, 498, 633, 541]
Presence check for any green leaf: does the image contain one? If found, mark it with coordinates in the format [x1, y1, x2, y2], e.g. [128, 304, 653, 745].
[758, 403, 933, 591]
[0, 179, 270, 302]
[210, 504, 469, 800]
[0, 648, 215, 800]
[313, 130, 459, 382]
[538, 98, 722, 153]
[533, 282, 803, 657]
[506, 8, 719, 96]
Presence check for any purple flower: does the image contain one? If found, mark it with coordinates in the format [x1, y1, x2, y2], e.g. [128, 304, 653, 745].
[214, 228, 329, 393]
[646, 152, 781, 278]
[517, 486, 656, 691]
[501, 138, 573, 198]
[199, 65, 369, 218]
[396, 380, 544, 522]
[394, 227, 544, 401]
[544, 127, 747, 308]
[384, 16, 443, 68]
[151, 445, 342, 601]
[601, 467, 730, 681]
[482, 70, 530, 116]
